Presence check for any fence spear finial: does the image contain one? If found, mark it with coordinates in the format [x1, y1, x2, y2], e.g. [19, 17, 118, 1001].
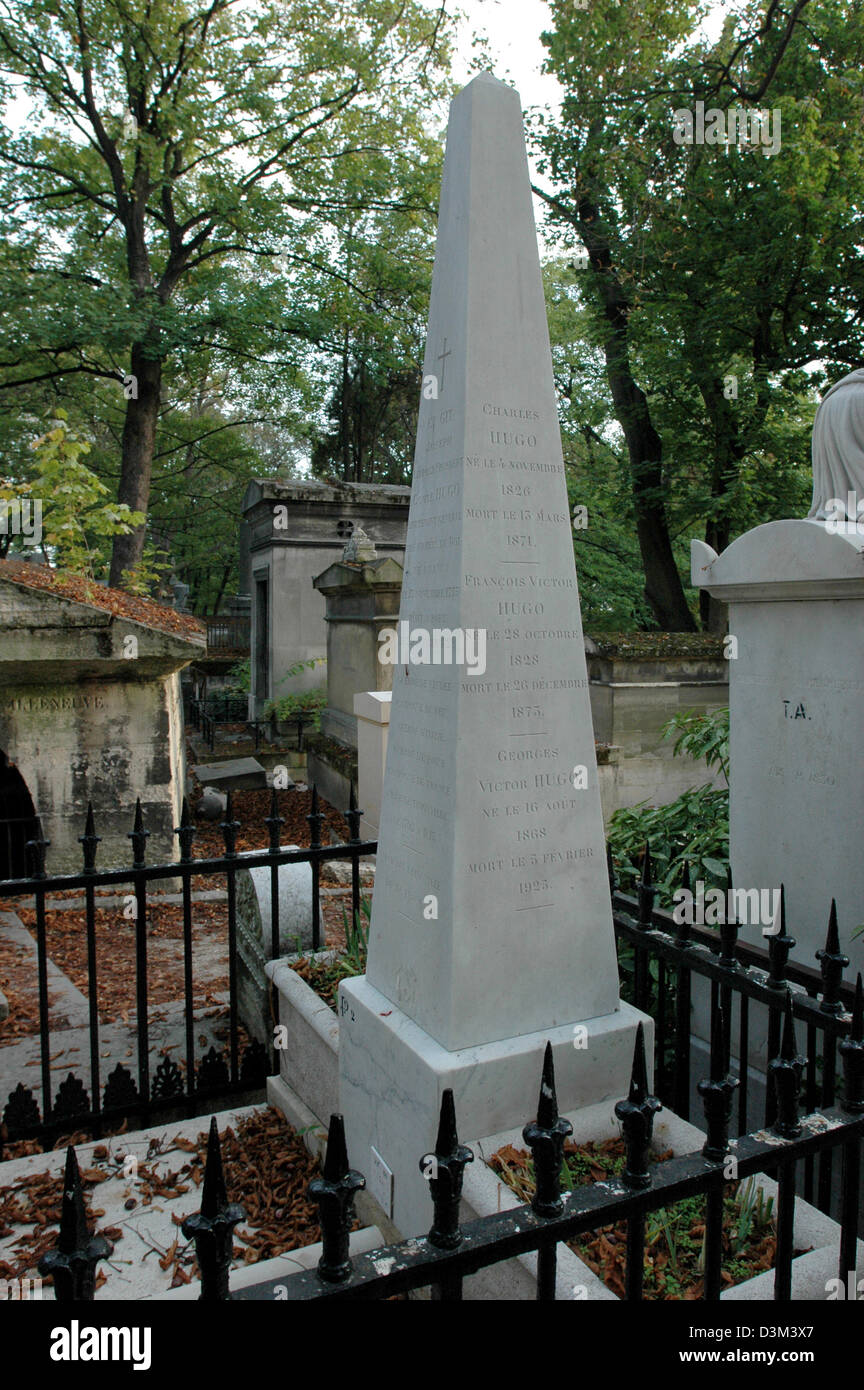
[220, 790, 239, 856]
[309, 1114, 365, 1283]
[769, 992, 805, 1138]
[182, 1118, 244, 1301]
[128, 797, 149, 866]
[816, 900, 848, 1016]
[523, 1043, 573, 1217]
[264, 785, 283, 851]
[698, 1004, 738, 1161]
[39, 1147, 111, 1301]
[176, 796, 195, 861]
[615, 1024, 661, 1189]
[79, 802, 101, 872]
[424, 1090, 473, 1250]
[767, 883, 795, 990]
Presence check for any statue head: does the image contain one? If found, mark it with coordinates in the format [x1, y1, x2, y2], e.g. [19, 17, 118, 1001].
[809, 368, 864, 522]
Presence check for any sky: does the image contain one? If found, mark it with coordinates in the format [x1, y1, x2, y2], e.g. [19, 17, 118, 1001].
[448, 0, 564, 114]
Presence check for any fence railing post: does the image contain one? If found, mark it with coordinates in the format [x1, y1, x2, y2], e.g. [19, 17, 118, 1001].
[698, 1003, 738, 1162]
[769, 995, 805, 1300]
[673, 860, 693, 1119]
[39, 1147, 111, 1301]
[79, 804, 102, 1133]
[308, 1115, 365, 1284]
[307, 785, 324, 951]
[423, 1089, 473, 1301]
[615, 1023, 662, 1302]
[26, 823, 53, 1127]
[634, 844, 656, 1011]
[182, 1118, 244, 1301]
[522, 1042, 572, 1301]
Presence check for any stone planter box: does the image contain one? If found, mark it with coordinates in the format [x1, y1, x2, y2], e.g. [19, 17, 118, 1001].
[457, 1098, 862, 1301]
[266, 954, 340, 1126]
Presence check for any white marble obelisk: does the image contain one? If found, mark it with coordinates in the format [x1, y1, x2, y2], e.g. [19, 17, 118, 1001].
[339, 73, 645, 1236]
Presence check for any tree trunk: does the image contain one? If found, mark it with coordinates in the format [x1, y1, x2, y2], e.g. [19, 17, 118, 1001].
[605, 353, 697, 630]
[696, 375, 746, 632]
[547, 171, 696, 631]
[109, 345, 162, 587]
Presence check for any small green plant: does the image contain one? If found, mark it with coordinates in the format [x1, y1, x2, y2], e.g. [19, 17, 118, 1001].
[341, 894, 371, 974]
[663, 706, 729, 784]
[264, 657, 328, 728]
[120, 539, 173, 596]
[284, 656, 326, 680]
[224, 657, 251, 695]
[289, 894, 370, 1008]
[730, 1176, 775, 1256]
[491, 1140, 782, 1300]
[263, 686, 326, 730]
[2, 412, 144, 578]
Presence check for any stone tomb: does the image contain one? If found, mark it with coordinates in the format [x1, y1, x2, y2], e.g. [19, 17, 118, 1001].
[312, 531, 403, 750]
[692, 520, 864, 977]
[0, 561, 203, 873]
[338, 73, 646, 1237]
[236, 855, 321, 1044]
[242, 479, 409, 713]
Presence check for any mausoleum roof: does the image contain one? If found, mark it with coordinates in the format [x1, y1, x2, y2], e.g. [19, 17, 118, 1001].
[0, 560, 205, 643]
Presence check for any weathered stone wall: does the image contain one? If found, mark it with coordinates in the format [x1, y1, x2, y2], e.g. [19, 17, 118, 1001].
[1, 676, 184, 872]
[586, 641, 729, 812]
[0, 566, 204, 875]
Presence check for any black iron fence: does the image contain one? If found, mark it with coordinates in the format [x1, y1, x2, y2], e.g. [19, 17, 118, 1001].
[0, 813, 41, 881]
[0, 789, 374, 1156]
[187, 696, 314, 753]
[39, 1000, 864, 1302]
[608, 848, 862, 1220]
[4, 800, 864, 1288]
[205, 615, 250, 653]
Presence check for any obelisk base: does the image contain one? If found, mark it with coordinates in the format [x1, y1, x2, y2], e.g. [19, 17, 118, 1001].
[339, 974, 651, 1237]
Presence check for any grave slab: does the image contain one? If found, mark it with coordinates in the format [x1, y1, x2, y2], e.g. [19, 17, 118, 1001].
[192, 756, 267, 791]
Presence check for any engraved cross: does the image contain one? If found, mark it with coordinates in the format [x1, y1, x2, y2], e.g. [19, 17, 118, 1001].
[436, 338, 452, 394]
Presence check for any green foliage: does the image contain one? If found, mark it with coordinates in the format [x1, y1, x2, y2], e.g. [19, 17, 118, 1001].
[731, 1177, 775, 1257]
[263, 687, 326, 730]
[607, 707, 730, 900]
[289, 895, 370, 1008]
[341, 896, 370, 977]
[284, 657, 327, 682]
[0, 0, 457, 592]
[120, 540, 173, 597]
[264, 656, 327, 726]
[0, 412, 143, 576]
[224, 658, 251, 696]
[662, 707, 730, 784]
[536, 0, 864, 626]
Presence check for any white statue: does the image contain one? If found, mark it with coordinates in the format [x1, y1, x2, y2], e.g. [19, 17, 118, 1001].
[342, 524, 377, 563]
[809, 368, 864, 523]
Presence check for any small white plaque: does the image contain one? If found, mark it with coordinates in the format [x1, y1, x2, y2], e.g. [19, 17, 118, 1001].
[369, 1145, 394, 1218]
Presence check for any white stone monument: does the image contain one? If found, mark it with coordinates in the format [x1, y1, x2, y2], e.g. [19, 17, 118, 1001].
[339, 72, 646, 1237]
[692, 369, 864, 979]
